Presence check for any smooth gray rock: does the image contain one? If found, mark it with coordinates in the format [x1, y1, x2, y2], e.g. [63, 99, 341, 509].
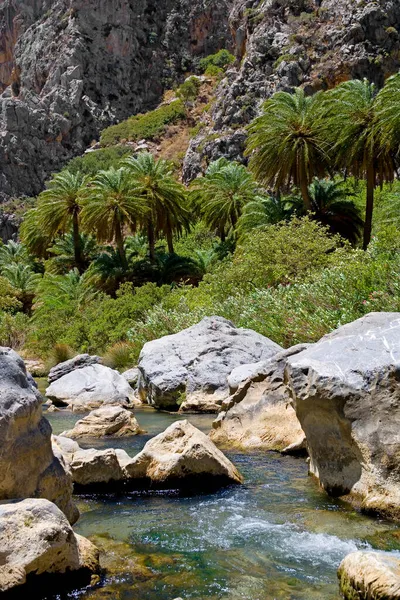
[0, 347, 77, 524]
[46, 364, 139, 411]
[122, 367, 139, 388]
[286, 312, 400, 520]
[138, 316, 282, 412]
[48, 354, 101, 383]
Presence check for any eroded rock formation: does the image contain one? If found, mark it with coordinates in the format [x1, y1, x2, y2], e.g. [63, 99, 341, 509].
[338, 551, 400, 600]
[60, 405, 143, 439]
[0, 347, 77, 523]
[286, 312, 400, 520]
[138, 315, 282, 412]
[211, 346, 307, 451]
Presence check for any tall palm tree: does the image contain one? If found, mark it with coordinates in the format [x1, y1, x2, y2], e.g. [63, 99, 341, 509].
[80, 167, 148, 269]
[246, 87, 329, 210]
[320, 79, 395, 249]
[190, 160, 260, 241]
[46, 233, 99, 274]
[36, 170, 88, 271]
[307, 178, 364, 244]
[123, 152, 190, 259]
[20, 208, 54, 258]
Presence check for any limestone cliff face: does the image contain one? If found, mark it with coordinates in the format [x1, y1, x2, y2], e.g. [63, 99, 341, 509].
[0, 0, 233, 200]
[182, 0, 400, 180]
[1, 0, 400, 200]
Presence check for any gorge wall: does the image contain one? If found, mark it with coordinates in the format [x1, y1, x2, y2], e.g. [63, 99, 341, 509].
[1, 0, 400, 201]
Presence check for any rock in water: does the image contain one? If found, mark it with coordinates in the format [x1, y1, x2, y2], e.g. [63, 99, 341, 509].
[60, 406, 143, 439]
[0, 347, 77, 523]
[211, 346, 307, 451]
[124, 420, 243, 488]
[0, 498, 99, 593]
[138, 316, 282, 412]
[48, 354, 101, 383]
[286, 312, 400, 519]
[338, 551, 400, 599]
[46, 364, 140, 411]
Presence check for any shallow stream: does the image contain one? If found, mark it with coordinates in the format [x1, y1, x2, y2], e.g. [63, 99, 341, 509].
[46, 407, 400, 600]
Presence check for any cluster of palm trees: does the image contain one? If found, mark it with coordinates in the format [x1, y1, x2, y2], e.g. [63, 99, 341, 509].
[247, 74, 400, 249]
[19, 74, 400, 290]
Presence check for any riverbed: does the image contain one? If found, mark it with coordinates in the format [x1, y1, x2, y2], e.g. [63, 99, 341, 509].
[46, 406, 400, 600]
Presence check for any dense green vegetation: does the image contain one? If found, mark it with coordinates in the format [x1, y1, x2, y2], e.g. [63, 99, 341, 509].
[2, 73, 400, 369]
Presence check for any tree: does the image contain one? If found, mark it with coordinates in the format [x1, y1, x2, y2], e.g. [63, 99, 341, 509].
[20, 208, 54, 258]
[0, 241, 30, 268]
[1, 263, 41, 313]
[307, 178, 364, 245]
[80, 167, 148, 269]
[46, 233, 99, 274]
[36, 170, 88, 271]
[236, 195, 300, 237]
[320, 79, 396, 249]
[190, 160, 260, 241]
[246, 88, 329, 210]
[123, 152, 189, 259]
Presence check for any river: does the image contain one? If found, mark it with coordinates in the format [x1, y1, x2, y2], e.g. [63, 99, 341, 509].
[45, 406, 400, 600]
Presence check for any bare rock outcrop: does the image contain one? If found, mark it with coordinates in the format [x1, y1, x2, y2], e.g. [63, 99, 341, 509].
[0, 498, 99, 594]
[138, 316, 282, 412]
[60, 406, 143, 439]
[48, 353, 101, 383]
[0, 347, 77, 523]
[46, 364, 140, 411]
[125, 420, 243, 488]
[211, 346, 307, 452]
[338, 551, 400, 600]
[286, 312, 400, 520]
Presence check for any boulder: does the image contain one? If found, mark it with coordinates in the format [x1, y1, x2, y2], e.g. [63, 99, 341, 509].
[60, 406, 143, 439]
[0, 498, 99, 593]
[138, 316, 282, 412]
[286, 312, 400, 520]
[48, 353, 101, 383]
[52, 436, 128, 488]
[338, 551, 400, 599]
[124, 420, 243, 488]
[46, 364, 140, 412]
[211, 346, 307, 451]
[122, 367, 139, 388]
[0, 347, 77, 524]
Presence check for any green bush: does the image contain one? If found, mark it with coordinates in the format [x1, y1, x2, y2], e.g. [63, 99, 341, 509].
[65, 146, 132, 176]
[204, 65, 224, 78]
[199, 49, 235, 73]
[100, 100, 186, 146]
[176, 77, 201, 104]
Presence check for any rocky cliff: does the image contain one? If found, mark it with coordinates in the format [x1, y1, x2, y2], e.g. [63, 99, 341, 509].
[1, 0, 400, 201]
[0, 0, 233, 201]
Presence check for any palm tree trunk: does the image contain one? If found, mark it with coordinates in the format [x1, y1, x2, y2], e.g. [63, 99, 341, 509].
[299, 159, 312, 211]
[219, 226, 226, 242]
[166, 229, 174, 254]
[72, 212, 83, 273]
[147, 220, 156, 261]
[363, 162, 375, 250]
[115, 221, 128, 270]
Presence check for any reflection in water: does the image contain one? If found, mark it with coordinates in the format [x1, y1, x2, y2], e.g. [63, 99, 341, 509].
[44, 407, 400, 600]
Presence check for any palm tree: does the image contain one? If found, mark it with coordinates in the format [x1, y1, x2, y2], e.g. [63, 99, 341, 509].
[34, 269, 98, 316]
[46, 233, 99, 274]
[80, 167, 148, 269]
[36, 170, 88, 271]
[320, 79, 395, 249]
[123, 152, 190, 259]
[20, 208, 53, 258]
[236, 195, 300, 237]
[0, 241, 30, 268]
[246, 87, 329, 210]
[190, 160, 260, 241]
[1, 263, 42, 312]
[307, 178, 364, 244]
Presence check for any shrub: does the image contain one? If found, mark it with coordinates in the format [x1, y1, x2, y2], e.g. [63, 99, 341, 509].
[199, 49, 235, 73]
[100, 100, 186, 146]
[103, 341, 135, 370]
[65, 146, 132, 176]
[45, 343, 75, 371]
[0, 312, 30, 349]
[204, 65, 224, 78]
[176, 77, 201, 104]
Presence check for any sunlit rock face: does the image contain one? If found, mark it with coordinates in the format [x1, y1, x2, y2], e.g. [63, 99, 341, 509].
[0, 0, 234, 200]
[0, 347, 78, 524]
[286, 312, 400, 521]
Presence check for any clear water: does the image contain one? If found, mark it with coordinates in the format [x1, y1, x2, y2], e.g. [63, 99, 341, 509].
[45, 406, 400, 600]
